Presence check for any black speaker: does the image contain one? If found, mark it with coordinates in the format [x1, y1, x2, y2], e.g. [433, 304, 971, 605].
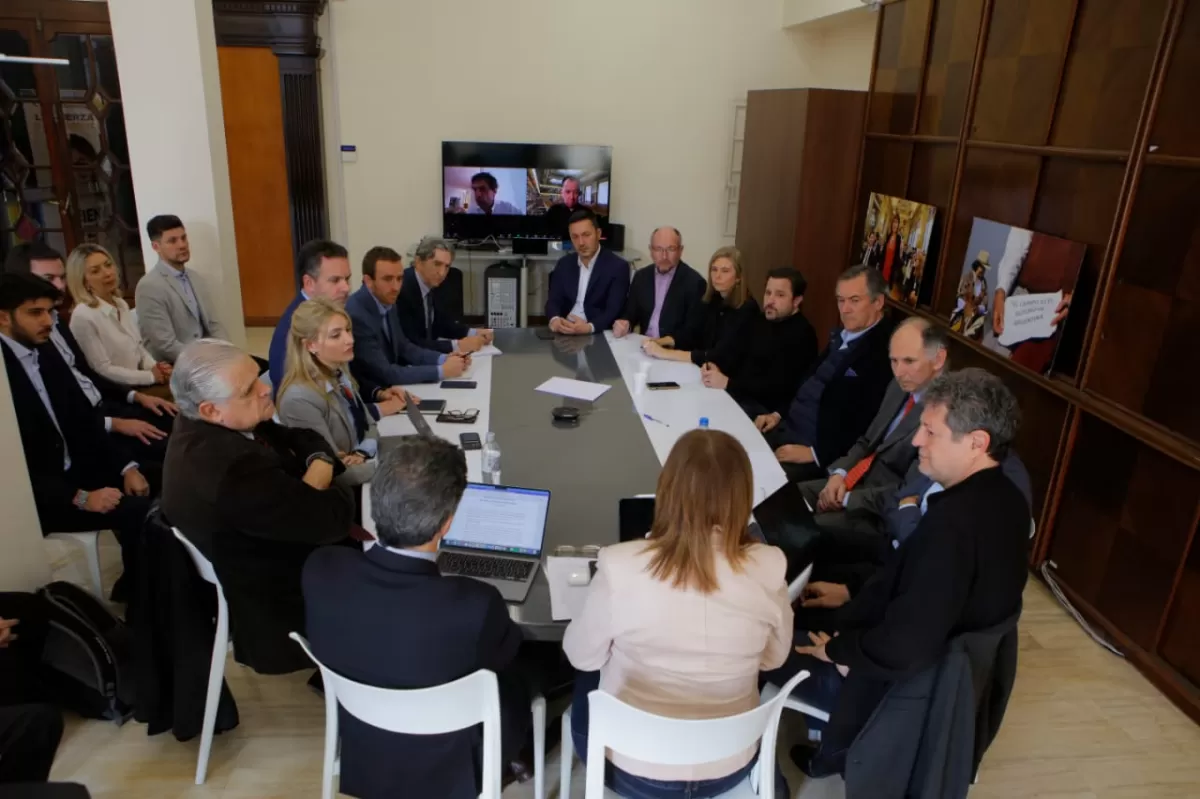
[602, 222, 625, 252]
[512, 237, 549, 256]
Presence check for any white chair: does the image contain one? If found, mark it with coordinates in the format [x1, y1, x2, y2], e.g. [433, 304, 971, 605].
[759, 679, 831, 728]
[171, 527, 230, 786]
[290, 632, 547, 799]
[47, 530, 106, 597]
[561, 670, 810, 799]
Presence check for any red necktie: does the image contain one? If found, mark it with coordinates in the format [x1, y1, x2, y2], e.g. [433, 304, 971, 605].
[843, 394, 916, 490]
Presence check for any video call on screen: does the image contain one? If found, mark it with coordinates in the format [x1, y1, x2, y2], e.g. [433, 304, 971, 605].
[442, 141, 612, 239]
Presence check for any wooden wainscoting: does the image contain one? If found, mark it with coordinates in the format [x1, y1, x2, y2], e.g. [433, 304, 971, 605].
[217, 45, 295, 326]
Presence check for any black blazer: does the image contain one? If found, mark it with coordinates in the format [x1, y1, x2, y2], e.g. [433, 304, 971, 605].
[545, 248, 631, 332]
[823, 466, 1029, 759]
[395, 266, 472, 354]
[619, 262, 706, 340]
[780, 317, 895, 467]
[161, 416, 353, 674]
[677, 295, 759, 372]
[55, 318, 132, 402]
[303, 545, 529, 799]
[2, 337, 125, 520]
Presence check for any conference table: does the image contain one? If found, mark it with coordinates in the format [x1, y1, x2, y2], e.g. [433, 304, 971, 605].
[365, 328, 789, 641]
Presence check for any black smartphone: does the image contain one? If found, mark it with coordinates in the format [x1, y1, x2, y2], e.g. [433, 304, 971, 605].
[417, 399, 447, 414]
[441, 380, 477, 389]
[647, 381, 681, 390]
[459, 432, 482, 451]
[437, 411, 478, 424]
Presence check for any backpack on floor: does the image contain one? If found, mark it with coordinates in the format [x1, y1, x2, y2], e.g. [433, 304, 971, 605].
[38, 581, 136, 724]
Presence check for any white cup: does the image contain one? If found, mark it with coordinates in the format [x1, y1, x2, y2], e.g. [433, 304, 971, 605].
[634, 373, 648, 394]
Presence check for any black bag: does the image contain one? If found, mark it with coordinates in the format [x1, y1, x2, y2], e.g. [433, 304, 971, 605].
[38, 581, 135, 724]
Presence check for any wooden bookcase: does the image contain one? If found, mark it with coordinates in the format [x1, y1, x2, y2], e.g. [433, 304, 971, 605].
[848, 0, 1200, 721]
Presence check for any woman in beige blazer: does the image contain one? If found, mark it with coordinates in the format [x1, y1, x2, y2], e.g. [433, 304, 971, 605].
[66, 243, 173, 392]
[276, 298, 409, 488]
[563, 429, 793, 797]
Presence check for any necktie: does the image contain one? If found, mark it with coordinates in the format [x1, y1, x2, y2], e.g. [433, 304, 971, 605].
[381, 313, 393, 349]
[424, 292, 434, 334]
[843, 394, 916, 490]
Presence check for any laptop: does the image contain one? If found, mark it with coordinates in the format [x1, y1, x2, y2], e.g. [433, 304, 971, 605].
[405, 401, 434, 437]
[437, 482, 551, 603]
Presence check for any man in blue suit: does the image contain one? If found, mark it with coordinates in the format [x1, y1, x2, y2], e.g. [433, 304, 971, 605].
[268, 239, 353, 390]
[345, 246, 470, 399]
[545, 209, 631, 335]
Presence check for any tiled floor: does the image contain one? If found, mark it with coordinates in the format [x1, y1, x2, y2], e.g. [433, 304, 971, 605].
[44, 532, 1200, 798]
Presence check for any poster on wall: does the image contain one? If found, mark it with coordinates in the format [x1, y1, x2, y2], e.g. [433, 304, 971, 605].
[859, 193, 939, 307]
[948, 217, 1085, 376]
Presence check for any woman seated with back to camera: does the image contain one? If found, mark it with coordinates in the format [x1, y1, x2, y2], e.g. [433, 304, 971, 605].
[563, 429, 793, 798]
[66, 243, 174, 396]
[276, 298, 411, 488]
[640, 246, 759, 376]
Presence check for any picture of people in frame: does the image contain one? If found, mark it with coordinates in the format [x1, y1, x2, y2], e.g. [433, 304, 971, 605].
[859, 193, 939, 307]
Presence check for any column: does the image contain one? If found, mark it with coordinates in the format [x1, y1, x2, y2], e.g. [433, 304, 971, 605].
[106, 0, 246, 347]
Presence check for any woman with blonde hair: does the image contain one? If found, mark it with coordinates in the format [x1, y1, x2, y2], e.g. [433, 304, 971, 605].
[563, 429, 792, 797]
[641, 246, 759, 375]
[66, 243, 172, 391]
[276, 298, 409, 487]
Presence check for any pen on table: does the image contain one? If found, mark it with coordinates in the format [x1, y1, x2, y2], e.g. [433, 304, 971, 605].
[643, 413, 670, 427]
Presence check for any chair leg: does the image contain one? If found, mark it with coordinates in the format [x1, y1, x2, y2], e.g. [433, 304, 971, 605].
[532, 695, 546, 799]
[83, 533, 104, 598]
[194, 593, 229, 785]
[559, 709, 573, 799]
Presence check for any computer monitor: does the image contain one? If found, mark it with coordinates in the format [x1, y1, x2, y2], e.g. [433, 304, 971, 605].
[443, 482, 552, 557]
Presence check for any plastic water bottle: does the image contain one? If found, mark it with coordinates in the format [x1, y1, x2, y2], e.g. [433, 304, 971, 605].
[482, 432, 502, 485]
[699, 417, 710, 429]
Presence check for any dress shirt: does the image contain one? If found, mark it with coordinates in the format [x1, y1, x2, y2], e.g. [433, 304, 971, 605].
[169, 265, 205, 330]
[68, 297, 158, 386]
[383, 545, 439, 562]
[371, 292, 448, 378]
[50, 314, 136, 433]
[468, 198, 521, 215]
[645, 266, 677, 339]
[564, 248, 600, 332]
[834, 390, 923, 507]
[414, 271, 476, 351]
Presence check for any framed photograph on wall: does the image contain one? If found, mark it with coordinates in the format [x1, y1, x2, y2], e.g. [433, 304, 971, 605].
[859, 193, 940, 307]
[948, 217, 1086, 377]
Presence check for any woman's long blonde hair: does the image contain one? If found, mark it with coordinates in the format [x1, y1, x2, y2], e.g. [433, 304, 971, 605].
[278, 297, 359, 408]
[643, 429, 755, 594]
[66, 243, 122, 309]
[702, 245, 748, 308]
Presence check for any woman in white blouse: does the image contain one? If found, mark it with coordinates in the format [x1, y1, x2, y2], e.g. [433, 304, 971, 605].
[562, 429, 793, 798]
[67, 243, 172, 391]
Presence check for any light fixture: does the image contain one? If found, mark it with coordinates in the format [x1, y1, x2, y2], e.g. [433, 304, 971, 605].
[0, 54, 71, 66]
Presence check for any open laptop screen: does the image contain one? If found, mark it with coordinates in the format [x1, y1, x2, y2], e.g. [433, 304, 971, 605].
[443, 483, 551, 557]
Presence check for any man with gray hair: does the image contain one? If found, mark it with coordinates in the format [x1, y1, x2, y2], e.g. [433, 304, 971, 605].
[396, 236, 493, 355]
[162, 338, 354, 674]
[767, 368, 1030, 779]
[302, 436, 540, 797]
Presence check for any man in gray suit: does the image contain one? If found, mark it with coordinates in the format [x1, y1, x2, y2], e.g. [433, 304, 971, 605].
[800, 317, 948, 566]
[135, 215, 229, 363]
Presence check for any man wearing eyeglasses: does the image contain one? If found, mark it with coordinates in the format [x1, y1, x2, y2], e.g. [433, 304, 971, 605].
[611, 227, 705, 341]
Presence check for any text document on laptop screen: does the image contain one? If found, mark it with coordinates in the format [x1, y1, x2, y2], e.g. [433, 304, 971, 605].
[444, 484, 550, 556]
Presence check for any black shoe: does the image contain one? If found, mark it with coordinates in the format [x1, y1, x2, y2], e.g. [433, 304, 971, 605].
[790, 743, 838, 779]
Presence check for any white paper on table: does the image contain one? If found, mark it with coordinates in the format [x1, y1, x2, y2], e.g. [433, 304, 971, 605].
[546, 556, 597, 621]
[997, 291, 1062, 348]
[471, 344, 503, 357]
[535, 376, 611, 402]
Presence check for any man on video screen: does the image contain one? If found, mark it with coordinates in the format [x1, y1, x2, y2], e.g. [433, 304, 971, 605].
[468, 172, 521, 215]
[545, 176, 592, 239]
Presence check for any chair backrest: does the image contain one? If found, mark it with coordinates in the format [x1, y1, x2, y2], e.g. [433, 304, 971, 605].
[585, 669, 809, 799]
[172, 527, 220, 587]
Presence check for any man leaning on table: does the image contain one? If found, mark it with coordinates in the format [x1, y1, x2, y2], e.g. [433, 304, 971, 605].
[396, 236, 493, 354]
[545, 209, 631, 336]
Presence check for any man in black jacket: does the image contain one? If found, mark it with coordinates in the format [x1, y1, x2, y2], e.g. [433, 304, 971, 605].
[700, 266, 817, 412]
[304, 436, 541, 798]
[393, 239, 492, 354]
[756, 264, 894, 482]
[0, 274, 152, 589]
[764, 368, 1030, 777]
[611, 227, 705, 341]
[162, 338, 354, 674]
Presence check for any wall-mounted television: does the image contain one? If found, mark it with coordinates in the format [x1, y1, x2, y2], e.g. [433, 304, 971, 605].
[442, 141, 612, 241]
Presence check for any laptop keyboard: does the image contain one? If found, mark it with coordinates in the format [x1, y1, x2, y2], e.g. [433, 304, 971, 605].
[440, 552, 535, 582]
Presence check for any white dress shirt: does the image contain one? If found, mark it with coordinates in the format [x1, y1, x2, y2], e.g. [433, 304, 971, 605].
[554, 248, 602, 333]
[69, 297, 158, 386]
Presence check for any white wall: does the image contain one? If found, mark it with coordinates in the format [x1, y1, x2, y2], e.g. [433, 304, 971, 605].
[322, 0, 875, 280]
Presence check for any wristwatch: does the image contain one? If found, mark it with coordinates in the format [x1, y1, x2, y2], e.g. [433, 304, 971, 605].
[74, 490, 90, 510]
[306, 452, 335, 468]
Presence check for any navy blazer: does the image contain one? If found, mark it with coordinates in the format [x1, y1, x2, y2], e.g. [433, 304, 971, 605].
[545, 248, 631, 332]
[619, 261, 706, 340]
[303, 544, 529, 799]
[395, 267, 471, 354]
[344, 284, 442, 397]
[267, 294, 303, 392]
